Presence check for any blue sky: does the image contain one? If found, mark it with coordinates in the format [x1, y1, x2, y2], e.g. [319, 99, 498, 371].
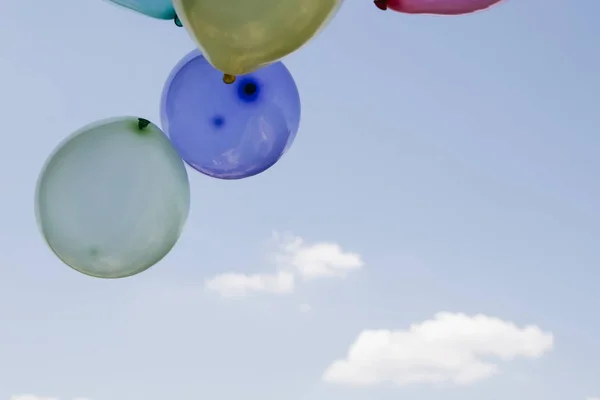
[1, 0, 599, 399]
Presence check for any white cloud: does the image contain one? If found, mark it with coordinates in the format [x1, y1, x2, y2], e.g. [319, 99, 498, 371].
[204, 232, 363, 298]
[587, 398, 600, 400]
[323, 312, 554, 387]
[298, 303, 312, 313]
[271, 232, 363, 280]
[204, 271, 294, 298]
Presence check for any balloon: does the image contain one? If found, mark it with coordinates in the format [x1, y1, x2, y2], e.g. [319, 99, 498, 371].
[106, 0, 177, 20]
[374, 0, 503, 14]
[160, 50, 301, 180]
[35, 117, 190, 279]
[172, 0, 343, 76]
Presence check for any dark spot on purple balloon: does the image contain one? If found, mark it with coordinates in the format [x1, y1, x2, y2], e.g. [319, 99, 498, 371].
[211, 115, 225, 128]
[237, 78, 260, 103]
[244, 82, 257, 95]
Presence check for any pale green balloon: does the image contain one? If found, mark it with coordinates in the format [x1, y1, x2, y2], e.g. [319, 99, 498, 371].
[35, 117, 190, 279]
[173, 0, 343, 76]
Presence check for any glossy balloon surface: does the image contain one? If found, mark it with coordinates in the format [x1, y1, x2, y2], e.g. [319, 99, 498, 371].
[35, 117, 190, 279]
[160, 50, 300, 180]
[172, 0, 343, 75]
[385, 0, 502, 14]
[107, 0, 176, 19]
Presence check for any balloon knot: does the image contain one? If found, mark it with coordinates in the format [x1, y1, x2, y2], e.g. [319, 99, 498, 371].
[223, 74, 236, 84]
[174, 15, 182, 27]
[137, 118, 150, 130]
[374, 0, 387, 10]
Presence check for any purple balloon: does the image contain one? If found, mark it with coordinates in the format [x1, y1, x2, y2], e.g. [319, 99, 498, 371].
[160, 50, 301, 180]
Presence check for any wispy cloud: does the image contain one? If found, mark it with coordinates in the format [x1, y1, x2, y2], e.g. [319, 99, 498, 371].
[204, 270, 294, 298]
[204, 231, 363, 298]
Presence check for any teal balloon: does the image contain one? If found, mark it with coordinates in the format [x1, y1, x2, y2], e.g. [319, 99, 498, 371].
[35, 117, 190, 279]
[107, 0, 176, 20]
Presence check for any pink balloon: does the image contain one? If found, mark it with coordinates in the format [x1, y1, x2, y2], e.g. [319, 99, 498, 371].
[374, 0, 503, 15]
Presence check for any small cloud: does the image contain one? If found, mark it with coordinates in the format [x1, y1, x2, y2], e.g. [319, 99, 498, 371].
[298, 303, 312, 313]
[271, 232, 363, 280]
[323, 312, 554, 387]
[204, 232, 363, 298]
[204, 271, 294, 298]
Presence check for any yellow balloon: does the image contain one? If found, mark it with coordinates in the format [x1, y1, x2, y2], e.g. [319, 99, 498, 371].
[173, 0, 343, 76]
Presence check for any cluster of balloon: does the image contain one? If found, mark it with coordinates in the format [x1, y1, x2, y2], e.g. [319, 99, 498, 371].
[373, 0, 503, 14]
[36, 0, 507, 279]
[35, 0, 318, 279]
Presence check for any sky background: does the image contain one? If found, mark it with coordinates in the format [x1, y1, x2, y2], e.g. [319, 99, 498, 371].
[1, 0, 599, 399]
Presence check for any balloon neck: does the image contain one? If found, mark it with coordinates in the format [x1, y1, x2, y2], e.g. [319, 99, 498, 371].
[222, 74, 236, 84]
[137, 118, 150, 130]
[374, 0, 387, 10]
[174, 15, 182, 27]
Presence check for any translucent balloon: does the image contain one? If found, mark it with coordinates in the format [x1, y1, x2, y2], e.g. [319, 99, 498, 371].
[160, 50, 301, 180]
[35, 117, 190, 279]
[374, 0, 503, 14]
[172, 0, 343, 76]
[106, 0, 177, 20]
